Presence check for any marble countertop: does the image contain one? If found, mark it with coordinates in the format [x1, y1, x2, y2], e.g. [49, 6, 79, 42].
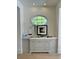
[30, 37, 57, 40]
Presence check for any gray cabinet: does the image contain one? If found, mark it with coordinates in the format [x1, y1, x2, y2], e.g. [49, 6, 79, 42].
[29, 37, 57, 54]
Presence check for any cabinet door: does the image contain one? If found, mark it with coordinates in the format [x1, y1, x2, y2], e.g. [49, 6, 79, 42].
[30, 40, 42, 49]
[30, 39, 49, 50]
[30, 39, 56, 53]
[50, 39, 56, 53]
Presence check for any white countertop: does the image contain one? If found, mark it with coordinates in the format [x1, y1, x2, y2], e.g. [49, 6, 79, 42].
[30, 37, 57, 40]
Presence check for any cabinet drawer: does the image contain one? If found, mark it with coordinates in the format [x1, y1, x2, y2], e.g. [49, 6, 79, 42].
[30, 39, 51, 42]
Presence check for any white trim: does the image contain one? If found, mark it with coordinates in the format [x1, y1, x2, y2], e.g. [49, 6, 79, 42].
[56, 2, 61, 54]
[17, 0, 24, 54]
[58, 8, 61, 54]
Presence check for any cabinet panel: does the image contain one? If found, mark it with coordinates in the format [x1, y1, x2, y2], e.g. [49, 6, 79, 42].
[29, 38, 56, 54]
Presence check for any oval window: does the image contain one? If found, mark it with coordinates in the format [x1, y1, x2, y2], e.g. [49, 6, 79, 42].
[32, 16, 47, 25]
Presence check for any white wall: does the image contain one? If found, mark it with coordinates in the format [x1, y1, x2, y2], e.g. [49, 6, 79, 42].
[23, 6, 57, 36]
[22, 6, 57, 53]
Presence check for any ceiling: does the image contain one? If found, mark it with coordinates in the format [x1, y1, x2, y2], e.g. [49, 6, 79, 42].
[19, 0, 60, 7]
